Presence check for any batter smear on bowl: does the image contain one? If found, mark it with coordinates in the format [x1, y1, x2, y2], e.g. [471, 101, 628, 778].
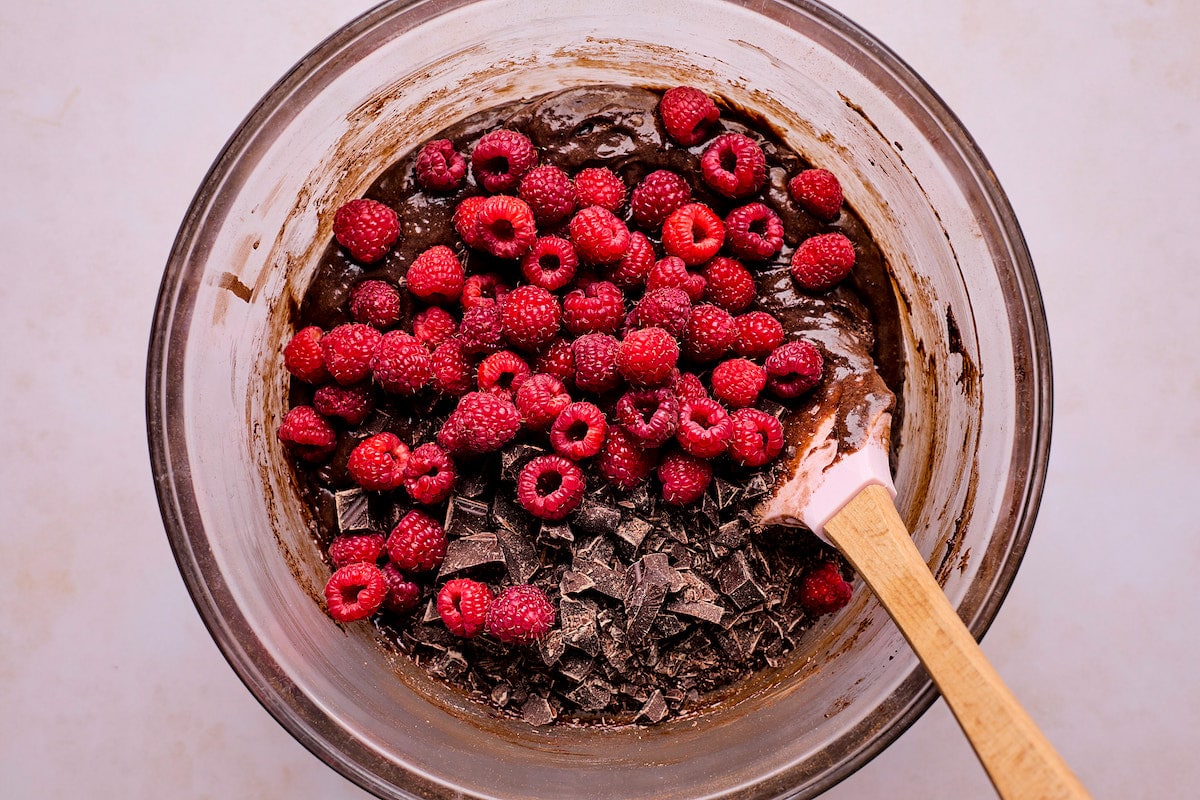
[276, 84, 902, 726]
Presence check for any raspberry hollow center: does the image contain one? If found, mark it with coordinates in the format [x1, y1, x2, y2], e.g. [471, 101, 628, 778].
[483, 156, 510, 176]
[536, 471, 563, 496]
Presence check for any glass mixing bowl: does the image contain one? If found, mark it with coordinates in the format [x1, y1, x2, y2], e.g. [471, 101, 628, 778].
[147, 0, 1050, 797]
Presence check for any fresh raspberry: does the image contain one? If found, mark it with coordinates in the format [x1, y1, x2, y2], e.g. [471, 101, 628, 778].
[733, 311, 785, 359]
[332, 198, 401, 264]
[658, 86, 720, 146]
[475, 195, 537, 259]
[671, 371, 709, 405]
[414, 138, 467, 193]
[405, 245, 465, 304]
[486, 585, 557, 645]
[459, 299, 504, 354]
[521, 236, 578, 291]
[515, 373, 571, 431]
[700, 133, 767, 199]
[411, 306, 458, 349]
[683, 303, 736, 362]
[347, 432, 410, 491]
[386, 509, 447, 572]
[438, 578, 494, 638]
[702, 256, 756, 313]
[277, 405, 337, 462]
[635, 288, 691, 338]
[437, 391, 521, 455]
[471, 129, 538, 194]
[372, 331, 432, 395]
[729, 407, 784, 467]
[675, 397, 732, 458]
[646, 255, 706, 302]
[618, 327, 679, 388]
[710, 358, 767, 409]
[328, 533, 386, 568]
[500, 285, 561, 351]
[312, 382, 374, 425]
[799, 561, 854, 615]
[573, 167, 626, 211]
[516, 455, 586, 521]
[571, 333, 622, 395]
[657, 449, 713, 506]
[380, 562, 421, 615]
[321, 323, 382, 386]
[596, 427, 656, 490]
[402, 442, 458, 505]
[517, 164, 577, 226]
[349, 279, 402, 329]
[461, 272, 511, 310]
[605, 231, 655, 289]
[562, 280, 625, 336]
[788, 168, 844, 221]
[283, 326, 330, 384]
[765, 340, 824, 398]
[429, 338, 475, 395]
[661, 203, 725, 266]
[630, 169, 692, 230]
[615, 387, 680, 447]
[569, 206, 631, 265]
[533, 338, 576, 387]
[453, 195, 487, 249]
[791, 232, 856, 291]
[324, 562, 388, 623]
[549, 401, 608, 460]
[476, 350, 531, 396]
[724, 202, 784, 261]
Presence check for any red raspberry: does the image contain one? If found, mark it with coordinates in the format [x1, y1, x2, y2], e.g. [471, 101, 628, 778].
[515, 373, 571, 431]
[486, 585, 557, 645]
[324, 562, 387, 623]
[657, 449, 712, 506]
[724, 202, 784, 261]
[646, 255, 706, 301]
[733, 311, 785, 359]
[372, 331, 432, 395]
[788, 168, 844, 221]
[321, 323, 382, 385]
[453, 195, 487, 249]
[406, 245, 465, 304]
[729, 407, 784, 467]
[569, 206, 631, 265]
[429, 338, 475, 395]
[573, 167, 626, 211]
[618, 327, 679, 388]
[349, 279, 402, 329]
[461, 272, 511, 310]
[475, 195, 537, 259]
[571, 333, 622, 394]
[702, 256, 755, 313]
[658, 86, 720, 146]
[328, 533, 386, 568]
[277, 405, 337, 462]
[412, 306, 458, 349]
[635, 288, 691, 338]
[471, 129, 538, 193]
[700, 133, 767, 199]
[500, 285, 561, 351]
[550, 401, 608, 460]
[671, 371, 709, 405]
[630, 169, 691, 230]
[710, 358, 767, 409]
[791, 232, 856, 291]
[438, 578, 494, 638]
[799, 561, 853, 615]
[533, 338, 576, 387]
[347, 432, 410, 491]
[387, 510, 447, 572]
[597, 427, 656, 490]
[683, 303, 736, 362]
[521, 236, 578, 291]
[459, 299, 504, 354]
[313, 383, 374, 425]
[661, 203, 725, 266]
[402, 442, 457, 505]
[437, 391, 521, 455]
[675, 397, 732, 458]
[516, 455, 586, 521]
[283, 326, 329, 384]
[562, 280, 625, 336]
[380, 563, 421, 615]
[615, 387, 680, 447]
[518, 164, 577, 226]
[765, 340, 824, 398]
[414, 138, 467, 193]
[605, 231, 655, 289]
[332, 198, 400, 264]
[477, 350, 531, 396]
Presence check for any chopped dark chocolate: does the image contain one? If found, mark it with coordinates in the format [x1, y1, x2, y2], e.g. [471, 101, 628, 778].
[537, 521, 574, 547]
[437, 532, 505, 578]
[491, 492, 534, 538]
[635, 689, 669, 723]
[560, 569, 594, 596]
[493, 524, 540, 584]
[334, 488, 375, 533]
[717, 551, 767, 610]
[566, 678, 615, 711]
[443, 496, 489, 538]
[521, 694, 556, 726]
[572, 497, 623, 536]
[560, 597, 601, 657]
[500, 443, 547, 483]
[615, 516, 654, 552]
[491, 682, 511, 707]
[537, 629, 566, 667]
[624, 556, 671, 642]
[666, 599, 726, 625]
[558, 652, 595, 684]
[573, 558, 628, 600]
[712, 478, 740, 510]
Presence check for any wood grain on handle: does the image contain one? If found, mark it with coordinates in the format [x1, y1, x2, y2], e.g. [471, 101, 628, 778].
[824, 485, 1090, 800]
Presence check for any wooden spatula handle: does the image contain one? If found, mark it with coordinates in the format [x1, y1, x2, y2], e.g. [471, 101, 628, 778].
[824, 484, 1090, 800]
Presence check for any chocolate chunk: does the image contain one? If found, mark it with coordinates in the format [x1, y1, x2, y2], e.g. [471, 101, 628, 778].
[573, 559, 628, 600]
[713, 478, 740, 510]
[443, 496, 490, 538]
[742, 472, 771, 500]
[700, 492, 720, 528]
[558, 653, 595, 683]
[334, 488, 374, 533]
[641, 552, 686, 593]
[757, 398, 788, 421]
[501, 443, 547, 482]
[600, 629, 633, 674]
[653, 613, 689, 639]
[576, 533, 615, 563]
[679, 572, 719, 604]
[560, 597, 601, 657]
[714, 519, 747, 550]
[537, 629, 566, 667]
[357, 409, 396, 437]
[521, 694, 556, 726]
[615, 516, 653, 552]
[666, 600, 726, 625]
[573, 497, 623, 536]
[566, 678, 614, 711]
[454, 468, 490, 499]
[538, 521, 574, 547]
[624, 556, 672, 642]
[560, 569, 594, 596]
[635, 689, 669, 723]
[493, 524, 540, 584]
[491, 493, 533, 537]
[421, 599, 441, 625]
[437, 532, 505, 578]
[717, 551, 767, 610]
[491, 682, 511, 707]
